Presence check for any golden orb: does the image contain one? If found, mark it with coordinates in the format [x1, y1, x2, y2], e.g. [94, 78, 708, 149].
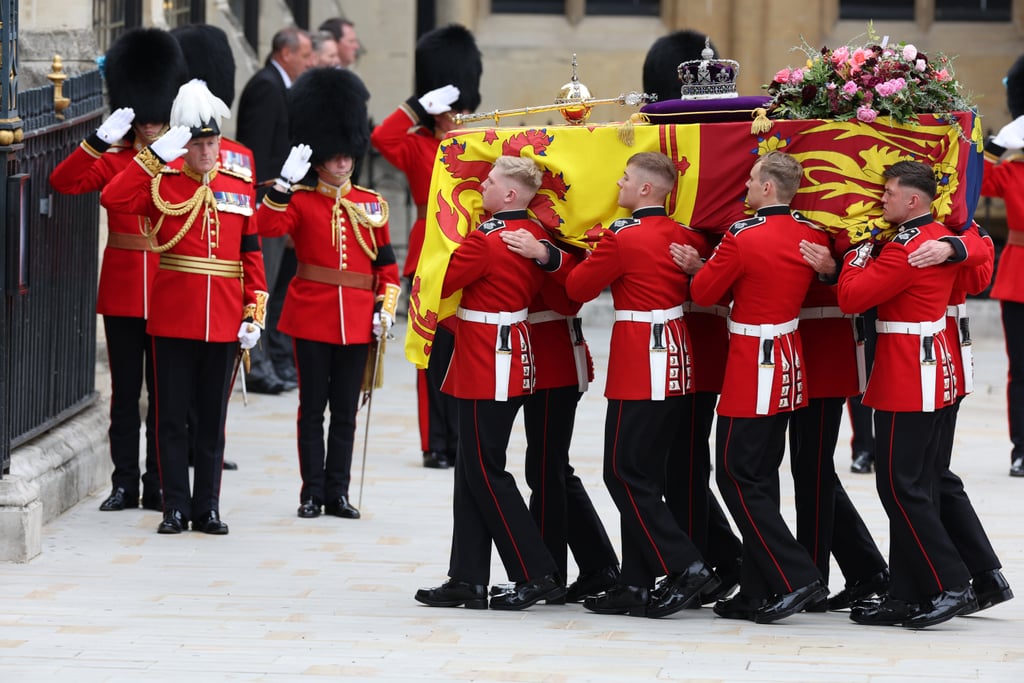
[555, 54, 593, 125]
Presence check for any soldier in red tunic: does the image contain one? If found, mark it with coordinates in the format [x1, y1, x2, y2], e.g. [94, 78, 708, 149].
[415, 156, 564, 611]
[838, 160, 978, 628]
[688, 151, 830, 623]
[370, 24, 482, 470]
[566, 152, 717, 619]
[49, 28, 186, 512]
[259, 68, 400, 521]
[101, 80, 267, 536]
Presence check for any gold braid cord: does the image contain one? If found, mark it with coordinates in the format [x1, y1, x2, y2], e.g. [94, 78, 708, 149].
[332, 194, 388, 260]
[144, 176, 220, 253]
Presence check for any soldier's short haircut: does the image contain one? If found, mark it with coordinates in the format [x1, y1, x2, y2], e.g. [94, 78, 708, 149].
[755, 151, 803, 203]
[493, 156, 543, 194]
[883, 160, 937, 199]
[627, 151, 677, 193]
[272, 26, 308, 55]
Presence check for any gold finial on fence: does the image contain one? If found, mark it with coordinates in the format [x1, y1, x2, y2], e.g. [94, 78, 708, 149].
[47, 54, 71, 120]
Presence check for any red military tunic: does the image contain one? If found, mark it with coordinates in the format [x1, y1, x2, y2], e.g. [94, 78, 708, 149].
[50, 135, 158, 318]
[100, 148, 267, 341]
[691, 206, 829, 417]
[684, 232, 729, 394]
[941, 223, 995, 398]
[566, 207, 704, 401]
[441, 210, 548, 400]
[370, 102, 443, 277]
[799, 277, 861, 400]
[837, 215, 962, 413]
[529, 243, 593, 391]
[259, 179, 400, 345]
[983, 152, 1024, 304]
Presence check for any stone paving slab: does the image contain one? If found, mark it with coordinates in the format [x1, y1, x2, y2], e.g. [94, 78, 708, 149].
[1, 309, 1022, 682]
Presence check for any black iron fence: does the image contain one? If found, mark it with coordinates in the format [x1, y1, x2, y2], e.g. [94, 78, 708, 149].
[1, 70, 105, 477]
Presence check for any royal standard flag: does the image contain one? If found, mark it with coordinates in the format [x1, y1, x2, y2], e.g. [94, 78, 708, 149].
[405, 112, 978, 368]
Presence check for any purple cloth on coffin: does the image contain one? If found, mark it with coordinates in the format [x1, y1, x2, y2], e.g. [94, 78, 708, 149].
[639, 95, 773, 124]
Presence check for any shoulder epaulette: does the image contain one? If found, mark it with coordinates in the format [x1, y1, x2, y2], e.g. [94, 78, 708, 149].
[892, 227, 921, 245]
[728, 215, 765, 235]
[158, 167, 181, 176]
[218, 166, 253, 183]
[609, 217, 640, 234]
[791, 210, 824, 231]
[478, 218, 506, 234]
[353, 185, 387, 205]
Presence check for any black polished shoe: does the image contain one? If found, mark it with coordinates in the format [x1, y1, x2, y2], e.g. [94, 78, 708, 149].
[246, 372, 287, 395]
[850, 451, 874, 474]
[582, 584, 650, 616]
[565, 565, 621, 603]
[490, 574, 566, 610]
[222, 460, 239, 471]
[194, 510, 229, 535]
[415, 579, 488, 609]
[713, 592, 766, 621]
[826, 568, 891, 611]
[297, 499, 322, 519]
[850, 595, 920, 626]
[963, 569, 1014, 614]
[99, 487, 138, 511]
[647, 561, 720, 619]
[324, 496, 361, 519]
[754, 579, 828, 624]
[157, 509, 186, 534]
[141, 490, 163, 512]
[1010, 456, 1024, 477]
[700, 559, 741, 605]
[904, 585, 977, 629]
[422, 451, 451, 469]
[275, 363, 298, 384]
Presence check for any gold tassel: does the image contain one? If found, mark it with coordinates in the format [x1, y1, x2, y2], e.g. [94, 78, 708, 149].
[617, 119, 635, 146]
[750, 107, 773, 135]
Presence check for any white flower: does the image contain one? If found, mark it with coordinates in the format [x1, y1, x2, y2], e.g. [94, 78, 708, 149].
[915, 59, 927, 72]
[903, 44, 918, 61]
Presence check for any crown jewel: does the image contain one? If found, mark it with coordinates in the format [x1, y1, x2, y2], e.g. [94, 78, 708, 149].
[677, 38, 739, 100]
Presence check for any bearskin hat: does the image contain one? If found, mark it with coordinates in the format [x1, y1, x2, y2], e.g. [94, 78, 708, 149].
[415, 23, 482, 112]
[288, 67, 370, 165]
[643, 30, 718, 103]
[1007, 54, 1024, 120]
[105, 27, 188, 124]
[171, 24, 236, 109]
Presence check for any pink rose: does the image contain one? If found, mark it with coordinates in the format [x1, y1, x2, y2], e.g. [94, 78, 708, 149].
[915, 59, 927, 72]
[826, 82, 837, 91]
[935, 68, 951, 82]
[842, 80, 859, 97]
[789, 68, 805, 84]
[832, 46, 850, 64]
[774, 68, 792, 83]
[902, 44, 918, 61]
[857, 106, 878, 123]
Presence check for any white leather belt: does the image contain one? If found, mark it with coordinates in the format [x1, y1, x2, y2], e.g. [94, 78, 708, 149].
[457, 306, 528, 401]
[799, 306, 849, 320]
[727, 317, 800, 415]
[946, 303, 967, 318]
[528, 310, 589, 392]
[614, 306, 684, 400]
[946, 303, 973, 393]
[876, 317, 945, 411]
[683, 302, 729, 317]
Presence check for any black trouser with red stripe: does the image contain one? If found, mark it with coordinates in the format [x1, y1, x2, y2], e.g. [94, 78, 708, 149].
[293, 338, 367, 504]
[448, 396, 557, 585]
[151, 337, 235, 521]
[604, 397, 704, 589]
[873, 408, 971, 603]
[1002, 301, 1024, 463]
[936, 397, 1001, 576]
[665, 391, 742, 571]
[524, 385, 618, 582]
[716, 413, 821, 599]
[418, 325, 459, 459]
[104, 315, 160, 500]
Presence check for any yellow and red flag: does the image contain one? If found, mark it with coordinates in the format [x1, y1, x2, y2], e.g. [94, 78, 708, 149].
[405, 112, 978, 368]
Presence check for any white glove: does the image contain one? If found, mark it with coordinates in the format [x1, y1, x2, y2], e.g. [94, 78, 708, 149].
[149, 125, 192, 163]
[237, 322, 260, 350]
[96, 107, 135, 144]
[992, 114, 1024, 150]
[418, 84, 461, 115]
[372, 312, 383, 340]
[278, 144, 312, 185]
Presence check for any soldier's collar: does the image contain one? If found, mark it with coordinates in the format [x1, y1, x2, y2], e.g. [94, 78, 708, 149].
[632, 206, 667, 219]
[493, 209, 529, 220]
[181, 162, 219, 185]
[316, 178, 353, 199]
[899, 213, 933, 232]
[756, 204, 791, 217]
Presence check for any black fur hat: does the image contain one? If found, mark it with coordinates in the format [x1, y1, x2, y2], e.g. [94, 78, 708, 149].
[105, 27, 188, 124]
[171, 24, 236, 109]
[288, 67, 370, 165]
[1007, 54, 1024, 120]
[643, 30, 718, 103]
[415, 23, 482, 112]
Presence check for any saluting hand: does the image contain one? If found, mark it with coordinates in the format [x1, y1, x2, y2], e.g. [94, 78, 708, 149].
[278, 144, 313, 190]
[149, 125, 191, 163]
[418, 84, 461, 115]
[96, 107, 135, 144]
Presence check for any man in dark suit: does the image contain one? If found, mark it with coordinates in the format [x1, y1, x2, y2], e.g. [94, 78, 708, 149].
[236, 26, 313, 394]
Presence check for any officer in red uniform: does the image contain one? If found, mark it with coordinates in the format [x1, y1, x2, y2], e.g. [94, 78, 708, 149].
[688, 151, 830, 624]
[370, 24, 482, 470]
[259, 68, 400, 521]
[101, 80, 268, 536]
[982, 54, 1024, 477]
[566, 152, 717, 619]
[415, 156, 563, 611]
[50, 28, 187, 512]
[838, 160, 977, 628]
